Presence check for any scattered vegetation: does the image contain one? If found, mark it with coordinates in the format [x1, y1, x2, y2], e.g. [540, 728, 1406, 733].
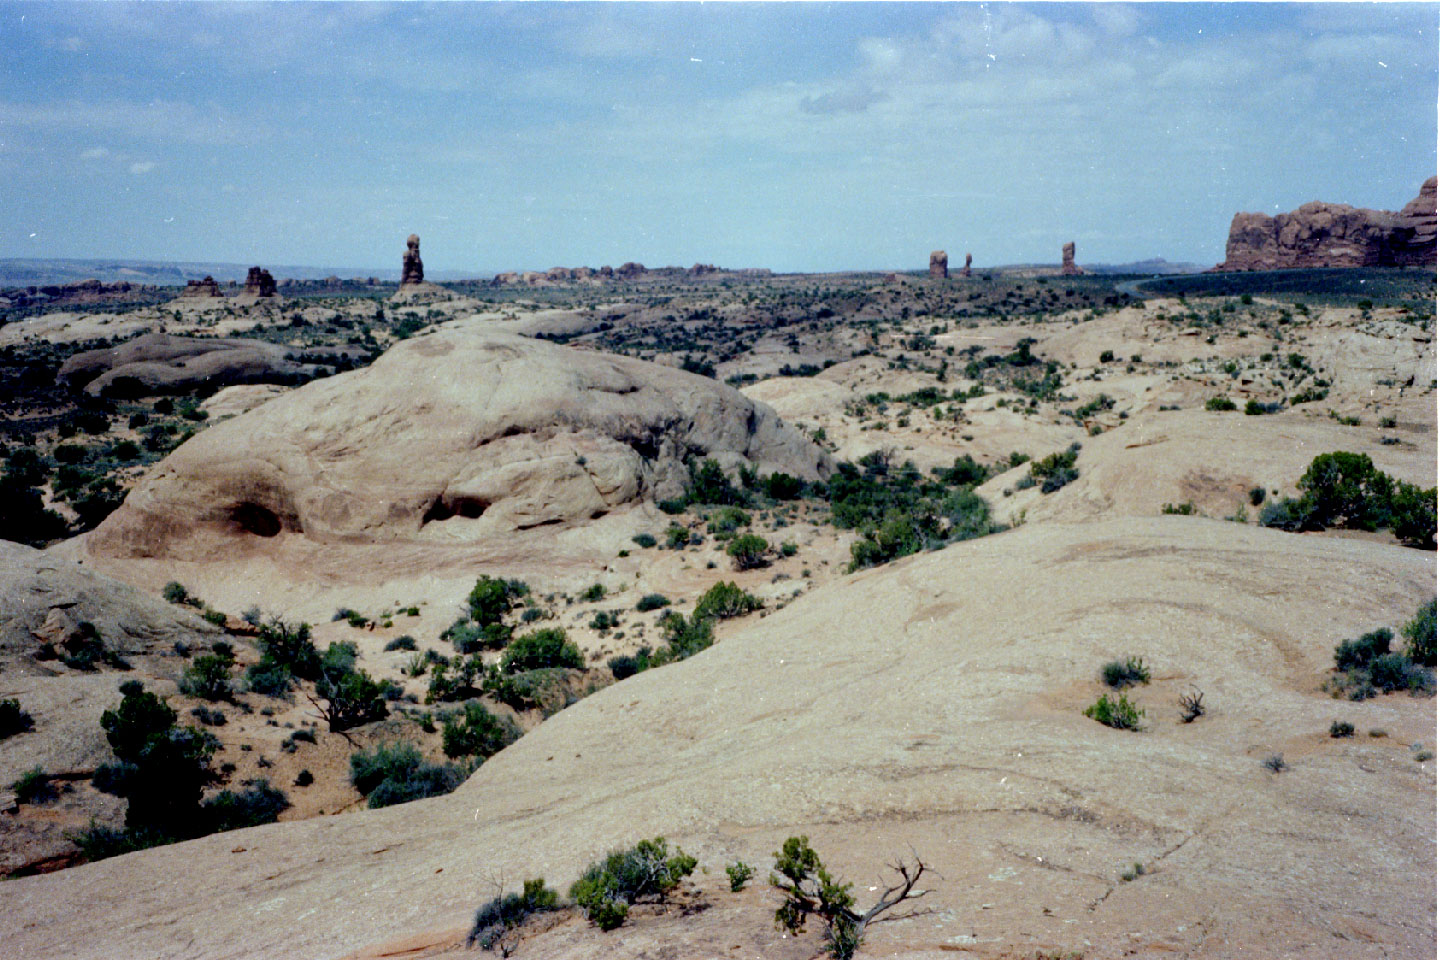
[467, 878, 561, 951]
[349, 742, 464, 809]
[570, 836, 697, 931]
[1101, 657, 1150, 689]
[0, 698, 35, 740]
[1083, 692, 1144, 731]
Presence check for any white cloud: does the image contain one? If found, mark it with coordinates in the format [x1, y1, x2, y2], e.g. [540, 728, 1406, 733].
[129, 161, 155, 175]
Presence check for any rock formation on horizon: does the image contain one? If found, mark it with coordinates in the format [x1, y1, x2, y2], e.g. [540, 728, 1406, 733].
[400, 234, 424, 285]
[1215, 177, 1437, 271]
[86, 328, 833, 559]
[962, 252, 973, 277]
[1061, 242, 1082, 275]
[242, 266, 277, 297]
[929, 250, 948, 278]
[177, 276, 223, 298]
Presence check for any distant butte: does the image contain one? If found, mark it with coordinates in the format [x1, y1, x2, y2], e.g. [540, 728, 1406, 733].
[1214, 177, 1437, 271]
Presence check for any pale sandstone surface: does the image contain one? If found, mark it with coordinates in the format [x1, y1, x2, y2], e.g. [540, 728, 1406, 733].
[77, 326, 829, 586]
[3, 519, 1434, 959]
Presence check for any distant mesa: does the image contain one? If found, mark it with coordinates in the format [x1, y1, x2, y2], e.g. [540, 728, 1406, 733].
[929, 250, 948, 279]
[962, 252, 973, 277]
[242, 266, 276, 298]
[1061, 242, 1083, 276]
[177, 275, 223, 298]
[86, 328, 832, 559]
[1214, 176, 1437, 271]
[489, 261, 770, 287]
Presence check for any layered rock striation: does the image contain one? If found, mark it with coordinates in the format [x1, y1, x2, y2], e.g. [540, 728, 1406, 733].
[242, 267, 277, 297]
[57, 333, 348, 397]
[87, 328, 833, 559]
[1215, 177, 1437, 271]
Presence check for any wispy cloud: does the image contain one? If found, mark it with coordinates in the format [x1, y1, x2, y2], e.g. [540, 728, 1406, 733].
[129, 161, 155, 175]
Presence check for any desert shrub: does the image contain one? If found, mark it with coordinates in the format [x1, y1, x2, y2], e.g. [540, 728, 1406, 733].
[1178, 688, 1205, 723]
[1367, 653, 1431, 693]
[631, 532, 657, 549]
[349, 742, 464, 808]
[1161, 501, 1196, 516]
[12, 767, 56, 804]
[484, 667, 573, 713]
[1101, 656, 1151, 689]
[1263, 753, 1287, 772]
[1389, 482, 1437, 549]
[707, 506, 751, 538]
[1330, 720, 1355, 738]
[694, 581, 761, 621]
[580, 583, 607, 603]
[1083, 692, 1144, 731]
[190, 706, 227, 727]
[1030, 444, 1080, 493]
[162, 581, 192, 605]
[384, 635, 418, 652]
[685, 458, 745, 507]
[589, 610, 619, 632]
[635, 592, 671, 612]
[57, 621, 128, 671]
[1403, 598, 1437, 666]
[295, 769, 314, 786]
[656, 612, 714, 661]
[201, 608, 228, 627]
[1244, 399, 1276, 416]
[441, 702, 521, 760]
[245, 660, 294, 697]
[727, 860, 755, 891]
[253, 617, 320, 682]
[1204, 396, 1236, 412]
[315, 642, 390, 732]
[500, 629, 583, 673]
[467, 878, 561, 950]
[763, 472, 804, 500]
[95, 680, 217, 834]
[1297, 452, 1393, 532]
[179, 654, 233, 702]
[444, 619, 511, 654]
[426, 654, 484, 703]
[665, 523, 690, 549]
[1334, 629, 1392, 670]
[608, 649, 652, 681]
[0, 698, 35, 740]
[570, 837, 697, 930]
[0, 479, 70, 547]
[202, 779, 289, 833]
[468, 575, 528, 627]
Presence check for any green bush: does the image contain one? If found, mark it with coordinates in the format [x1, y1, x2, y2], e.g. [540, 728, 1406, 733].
[441, 702, 521, 760]
[570, 837, 697, 930]
[349, 742, 464, 808]
[484, 667, 572, 712]
[96, 680, 217, 834]
[1204, 396, 1236, 412]
[315, 642, 390, 732]
[707, 506, 751, 538]
[635, 593, 671, 612]
[1330, 720, 1355, 738]
[770, 835, 857, 950]
[726, 860, 755, 892]
[500, 629, 583, 673]
[694, 581, 761, 621]
[12, 766, 56, 804]
[631, 532, 657, 549]
[202, 780, 289, 833]
[726, 533, 769, 570]
[468, 575, 527, 627]
[162, 581, 192, 605]
[1243, 399, 1273, 416]
[0, 698, 35, 740]
[665, 524, 690, 549]
[657, 612, 714, 661]
[1030, 444, 1081, 493]
[179, 654, 233, 702]
[1101, 657, 1151, 689]
[1297, 452, 1393, 532]
[426, 654, 484, 703]
[1334, 629, 1391, 670]
[763, 472, 804, 500]
[607, 649, 652, 680]
[1389, 482, 1437, 549]
[467, 878, 560, 949]
[1084, 692, 1144, 731]
[685, 458, 745, 507]
[253, 617, 319, 682]
[444, 619, 511, 654]
[1403, 598, 1437, 667]
[384, 635, 418, 652]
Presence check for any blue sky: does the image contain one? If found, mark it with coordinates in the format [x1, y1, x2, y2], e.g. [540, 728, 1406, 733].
[1, 2, 1434, 273]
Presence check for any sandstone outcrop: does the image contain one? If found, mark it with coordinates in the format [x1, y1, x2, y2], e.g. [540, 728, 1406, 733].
[962, 252, 972, 277]
[1215, 177, 1437, 271]
[929, 250, 948, 278]
[399, 234, 424, 285]
[242, 266, 276, 297]
[1061, 242, 1081, 275]
[617, 261, 646, 279]
[86, 328, 833, 559]
[177, 276, 222, 298]
[57, 332, 335, 397]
